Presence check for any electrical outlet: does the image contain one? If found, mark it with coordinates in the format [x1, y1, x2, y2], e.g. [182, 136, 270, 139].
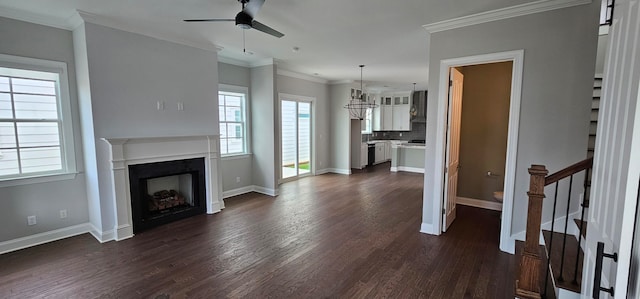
[27, 215, 36, 226]
[157, 101, 164, 111]
[60, 209, 67, 219]
[236, 177, 240, 183]
[177, 101, 184, 111]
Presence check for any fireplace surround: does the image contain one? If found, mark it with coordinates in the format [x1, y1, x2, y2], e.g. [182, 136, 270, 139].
[102, 135, 223, 240]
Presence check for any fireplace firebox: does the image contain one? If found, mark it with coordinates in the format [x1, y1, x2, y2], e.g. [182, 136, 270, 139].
[128, 158, 206, 233]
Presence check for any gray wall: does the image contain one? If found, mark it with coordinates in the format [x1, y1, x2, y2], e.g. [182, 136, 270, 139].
[392, 147, 425, 169]
[218, 62, 254, 193]
[277, 74, 331, 172]
[457, 62, 512, 202]
[250, 65, 277, 191]
[329, 83, 352, 172]
[423, 2, 599, 236]
[79, 22, 219, 233]
[595, 34, 609, 75]
[0, 17, 89, 241]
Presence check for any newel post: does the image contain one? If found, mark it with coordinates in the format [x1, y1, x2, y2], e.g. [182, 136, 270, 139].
[515, 164, 548, 299]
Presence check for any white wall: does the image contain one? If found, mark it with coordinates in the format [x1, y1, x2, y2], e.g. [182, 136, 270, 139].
[250, 64, 277, 192]
[0, 17, 89, 242]
[423, 2, 599, 237]
[277, 74, 330, 173]
[77, 21, 219, 235]
[218, 62, 254, 194]
[329, 83, 352, 172]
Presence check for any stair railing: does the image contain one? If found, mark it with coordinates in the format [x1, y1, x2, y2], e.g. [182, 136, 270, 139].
[515, 157, 593, 299]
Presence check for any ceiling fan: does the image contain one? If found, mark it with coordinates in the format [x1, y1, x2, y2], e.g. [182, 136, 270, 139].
[184, 0, 284, 38]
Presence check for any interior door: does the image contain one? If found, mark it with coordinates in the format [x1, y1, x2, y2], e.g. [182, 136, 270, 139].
[442, 67, 464, 232]
[582, 2, 640, 296]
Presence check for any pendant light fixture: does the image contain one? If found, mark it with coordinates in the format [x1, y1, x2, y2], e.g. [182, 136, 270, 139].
[344, 65, 378, 120]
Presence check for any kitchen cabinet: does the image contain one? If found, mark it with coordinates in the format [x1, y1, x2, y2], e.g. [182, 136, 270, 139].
[392, 104, 411, 131]
[360, 143, 368, 168]
[373, 92, 411, 131]
[374, 143, 385, 164]
[382, 106, 393, 130]
[384, 142, 392, 161]
[373, 108, 381, 131]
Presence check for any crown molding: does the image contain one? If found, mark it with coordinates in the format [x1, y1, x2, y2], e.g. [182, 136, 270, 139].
[329, 80, 354, 85]
[249, 58, 279, 68]
[0, 6, 75, 30]
[422, 0, 591, 33]
[75, 10, 222, 53]
[217, 56, 251, 67]
[277, 69, 328, 84]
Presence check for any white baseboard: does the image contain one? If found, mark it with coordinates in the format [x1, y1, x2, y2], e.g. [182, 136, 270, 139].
[391, 166, 424, 173]
[116, 224, 134, 241]
[420, 222, 437, 235]
[315, 168, 331, 175]
[90, 223, 115, 243]
[0, 223, 92, 254]
[457, 197, 502, 211]
[253, 185, 279, 197]
[326, 168, 351, 175]
[223, 185, 255, 199]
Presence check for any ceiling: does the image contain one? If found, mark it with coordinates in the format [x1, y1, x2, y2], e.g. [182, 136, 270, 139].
[0, 0, 536, 91]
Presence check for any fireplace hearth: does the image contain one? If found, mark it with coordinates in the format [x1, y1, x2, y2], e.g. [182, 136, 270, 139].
[128, 158, 206, 233]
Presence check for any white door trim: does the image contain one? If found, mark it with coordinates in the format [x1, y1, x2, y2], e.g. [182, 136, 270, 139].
[430, 50, 524, 254]
[278, 93, 316, 184]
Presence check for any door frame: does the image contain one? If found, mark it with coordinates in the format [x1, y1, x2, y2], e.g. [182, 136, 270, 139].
[430, 50, 524, 254]
[278, 93, 316, 183]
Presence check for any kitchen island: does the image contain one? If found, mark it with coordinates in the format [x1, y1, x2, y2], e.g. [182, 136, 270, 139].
[390, 143, 425, 173]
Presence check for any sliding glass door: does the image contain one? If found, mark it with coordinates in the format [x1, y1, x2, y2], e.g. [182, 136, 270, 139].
[281, 98, 312, 180]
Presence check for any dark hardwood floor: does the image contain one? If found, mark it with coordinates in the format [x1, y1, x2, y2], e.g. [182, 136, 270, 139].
[0, 163, 517, 298]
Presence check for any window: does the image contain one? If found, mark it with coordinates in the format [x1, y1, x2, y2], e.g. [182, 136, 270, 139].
[361, 108, 372, 134]
[0, 54, 75, 180]
[218, 85, 248, 156]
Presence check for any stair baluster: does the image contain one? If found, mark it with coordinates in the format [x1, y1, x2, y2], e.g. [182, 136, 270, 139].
[516, 157, 593, 299]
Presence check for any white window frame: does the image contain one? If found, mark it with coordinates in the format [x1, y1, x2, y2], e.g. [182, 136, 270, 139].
[0, 54, 76, 186]
[218, 84, 250, 157]
[361, 108, 372, 134]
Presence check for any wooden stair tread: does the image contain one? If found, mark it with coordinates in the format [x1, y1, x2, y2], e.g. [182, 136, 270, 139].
[574, 219, 587, 238]
[542, 230, 584, 293]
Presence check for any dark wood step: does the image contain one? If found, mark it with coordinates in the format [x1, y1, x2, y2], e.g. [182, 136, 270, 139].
[542, 230, 584, 294]
[574, 219, 587, 239]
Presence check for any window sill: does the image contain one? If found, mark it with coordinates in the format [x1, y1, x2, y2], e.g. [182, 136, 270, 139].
[0, 172, 79, 188]
[222, 153, 253, 161]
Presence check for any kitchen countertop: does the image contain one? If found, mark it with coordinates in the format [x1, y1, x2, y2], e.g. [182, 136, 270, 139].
[366, 140, 408, 145]
[394, 143, 425, 149]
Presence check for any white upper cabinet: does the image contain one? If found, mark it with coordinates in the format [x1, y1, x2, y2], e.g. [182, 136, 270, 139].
[371, 91, 412, 131]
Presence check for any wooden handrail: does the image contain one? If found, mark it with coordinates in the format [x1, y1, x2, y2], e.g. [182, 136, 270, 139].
[545, 157, 593, 186]
[516, 157, 594, 299]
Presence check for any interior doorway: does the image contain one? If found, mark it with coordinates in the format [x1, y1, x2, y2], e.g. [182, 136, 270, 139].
[432, 50, 524, 253]
[280, 95, 313, 181]
[442, 61, 514, 233]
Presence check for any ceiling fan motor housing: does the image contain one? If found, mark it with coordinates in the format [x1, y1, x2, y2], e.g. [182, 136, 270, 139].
[235, 11, 252, 29]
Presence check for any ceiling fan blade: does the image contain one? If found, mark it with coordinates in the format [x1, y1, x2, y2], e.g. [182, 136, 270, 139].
[184, 18, 235, 22]
[251, 20, 284, 38]
[243, 0, 265, 18]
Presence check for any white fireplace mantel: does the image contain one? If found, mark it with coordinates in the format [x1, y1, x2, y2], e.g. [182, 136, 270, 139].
[102, 135, 223, 240]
